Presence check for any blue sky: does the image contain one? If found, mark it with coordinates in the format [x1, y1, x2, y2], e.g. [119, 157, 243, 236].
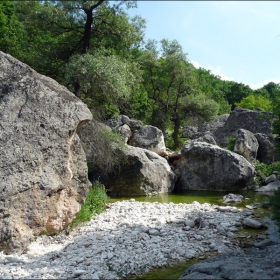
[127, 1, 280, 89]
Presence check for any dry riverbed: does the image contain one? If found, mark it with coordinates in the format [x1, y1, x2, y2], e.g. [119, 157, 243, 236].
[0, 200, 276, 279]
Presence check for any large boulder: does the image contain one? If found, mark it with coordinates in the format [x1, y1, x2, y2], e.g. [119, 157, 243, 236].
[183, 114, 229, 140]
[215, 107, 273, 147]
[99, 146, 176, 196]
[234, 129, 259, 164]
[255, 133, 279, 164]
[0, 52, 92, 253]
[183, 107, 274, 150]
[129, 125, 166, 153]
[175, 141, 255, 191]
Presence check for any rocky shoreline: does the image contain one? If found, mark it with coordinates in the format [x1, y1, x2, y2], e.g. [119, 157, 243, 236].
[0, 200, 278, 279]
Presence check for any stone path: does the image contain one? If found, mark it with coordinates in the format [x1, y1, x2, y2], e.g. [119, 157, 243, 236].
[0, 200, 275, 279]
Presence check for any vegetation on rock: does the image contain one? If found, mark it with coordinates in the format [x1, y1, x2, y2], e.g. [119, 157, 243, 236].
[68, 181, 108, 230]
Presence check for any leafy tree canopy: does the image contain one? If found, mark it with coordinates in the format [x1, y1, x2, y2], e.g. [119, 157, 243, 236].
[235, 94, 273, 112]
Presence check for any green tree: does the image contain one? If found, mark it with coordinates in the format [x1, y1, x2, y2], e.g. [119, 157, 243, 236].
[224, 82, 254, 109]
[235, 94, 273, 112]
[63, 49, 142, 119]
[138, 39, 219, 148]
[195, 67, 231, 114]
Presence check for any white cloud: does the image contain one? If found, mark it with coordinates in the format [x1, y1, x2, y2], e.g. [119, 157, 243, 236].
[190, 60, 233, 81]
[190, 60, 200, 69]
[248, 79, 280, 90]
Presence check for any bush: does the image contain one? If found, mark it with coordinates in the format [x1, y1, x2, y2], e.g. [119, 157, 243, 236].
[68, 181, 108, 230]
[254, 161, 280, 185]
[226, 137, 236, 151]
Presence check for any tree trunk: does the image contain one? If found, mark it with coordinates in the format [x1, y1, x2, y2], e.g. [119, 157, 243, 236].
[172, 118, 181, 148]
[82, 9, 93, 53]
[82, 0, 106, 53]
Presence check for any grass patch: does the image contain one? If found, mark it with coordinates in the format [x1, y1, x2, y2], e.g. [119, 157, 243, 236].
[68, 181, 108, 231]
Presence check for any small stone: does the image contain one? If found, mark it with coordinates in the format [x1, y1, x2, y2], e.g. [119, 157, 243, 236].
[74, 270, 86, 277]
[185, 220, 195, 227]
[243, 217, 262, 228]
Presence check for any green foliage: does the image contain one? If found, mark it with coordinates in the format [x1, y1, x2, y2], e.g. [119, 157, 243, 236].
[165, 128, 187, 151]
[138, 39, 219, 148]
[194, 67, 231, 114]
[225, 82, 254, 109]
[254, 161, 280, 185]
[226, 137, 236, 151]
[235, 94, 273, 112]
[63, 50, 142, 119]
[69, 181, 108, 230]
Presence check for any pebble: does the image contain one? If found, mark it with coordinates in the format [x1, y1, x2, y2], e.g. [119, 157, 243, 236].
[0, 200, 264, 279]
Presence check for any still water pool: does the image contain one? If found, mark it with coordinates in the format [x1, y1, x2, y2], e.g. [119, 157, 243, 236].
[108, 190, 271, 208]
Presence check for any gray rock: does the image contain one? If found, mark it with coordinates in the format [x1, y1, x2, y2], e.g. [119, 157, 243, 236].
[183, 114, 229, 140]
[193, 134, 217, 145]
[0, 51, 92, 253]
[215, 107, 273, 147]
[255, 133, 279, 164]
[223, 193, 243, 203]
[243, 217, 262, 228]
[254, 239, 277, 248]
[117, 124, 132, 143]
[129, 125, 166, 153]
[180, 245, 280, 279]
[185, 220, 195, 228]
[265, 173, 277, 184]
[175, 141, 255, 191]
[255, 179, 280, 192]
[234, 129, 259, 163]
[99, 146, 176, 196]
[107, 115, 143, 133]
[183, 107, 274, 150]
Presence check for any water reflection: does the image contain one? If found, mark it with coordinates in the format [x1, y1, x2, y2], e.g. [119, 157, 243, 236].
[108, 190, 271, 208]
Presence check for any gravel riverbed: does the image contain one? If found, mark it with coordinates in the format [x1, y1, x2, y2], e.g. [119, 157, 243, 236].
[0, 200, 273, 279]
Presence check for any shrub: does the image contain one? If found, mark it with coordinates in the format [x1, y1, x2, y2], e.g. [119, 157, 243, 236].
[68, 181, 108, 230]
[254, 161, 280, 186]
[226, 137, 236, 151]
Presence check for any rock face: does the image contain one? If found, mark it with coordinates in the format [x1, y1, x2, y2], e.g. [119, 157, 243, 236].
[0, 52, 92, 253]
[255, 133, 279, 164]
[107, 115, 142, 143]
[234, 129, 259, 164]
[175, 141, 255, 191]
[129, 125, 166, 153]
[183, 107, 278, 164]
[183, 114, 230, 140]
[100, 146, 176, 196]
